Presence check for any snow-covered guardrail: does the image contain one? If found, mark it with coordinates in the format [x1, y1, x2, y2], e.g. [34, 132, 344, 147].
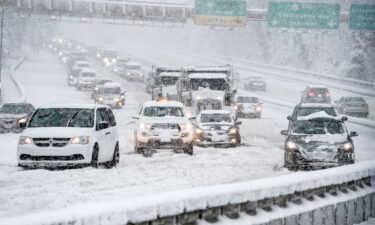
[2, 161, 374, 225]
[9, 55, 28, 103]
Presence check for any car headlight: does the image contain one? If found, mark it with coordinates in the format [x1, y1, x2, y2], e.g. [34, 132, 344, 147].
[216, 96, 222, 101]
[114, 68, 118, 72]
[69, 75, 73, 79]
[196, 128, 203, 134]
[104, 58, 108, 62]
[340, 142, 353, 152]
[58, 52, 63, 56]
[97, 53, 100, 57]
[286, 140, 298, 151]
[114, 98, 120, 102]
[256, 106, 262, 112]
[127, 72, 131, 75]
[71, 136, 89, 145]
[112, 59, 116, 63]
[94, 86, 99, 91]
[140, 122, 151, 129]
[19, 136, 32, 145]
[18, 118, 27, 124]
[97, 97, 103, 102]
[196, 96, 202, 100]
[180, 123, 192, 130]
[229, 128, 237, 134]
[120, 95, 125, 99]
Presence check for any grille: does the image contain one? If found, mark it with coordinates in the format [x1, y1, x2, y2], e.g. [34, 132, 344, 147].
[33, 138, 71, 147]
[20, 154, 84, 161]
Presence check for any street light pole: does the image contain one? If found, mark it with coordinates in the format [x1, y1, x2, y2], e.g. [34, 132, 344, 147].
[0, 0, 4, 86]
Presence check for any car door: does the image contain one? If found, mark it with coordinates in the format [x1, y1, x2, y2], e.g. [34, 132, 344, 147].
[107, 108, 118, 152]
[96, 108, 111, 162]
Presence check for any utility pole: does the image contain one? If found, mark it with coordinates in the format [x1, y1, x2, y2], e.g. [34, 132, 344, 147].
[0, 0, 4, 87]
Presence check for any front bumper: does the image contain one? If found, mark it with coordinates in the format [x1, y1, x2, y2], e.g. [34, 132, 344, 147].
[237, 110, 261, 118]
[17, 144, 92, 167]
[137, 132, 193, 149]
[195, 131, 239, 147]
[77, 83, 94, 90]
[0, 121, 22, 133]
[96, 99, 125, 108]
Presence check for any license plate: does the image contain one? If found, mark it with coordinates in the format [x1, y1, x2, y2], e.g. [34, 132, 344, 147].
[161, 138, 171, 143]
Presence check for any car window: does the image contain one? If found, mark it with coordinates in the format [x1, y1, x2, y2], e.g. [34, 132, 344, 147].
[107, 109, 116, 127]
[295, 107, 337, 118]
[99, 108, 110, 124]
[142, 107, 184, 117]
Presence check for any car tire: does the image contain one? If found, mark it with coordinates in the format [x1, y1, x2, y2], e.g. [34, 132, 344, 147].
[105, 142, 119, 168]
[184, 145, 194, 156]
[90, 144, 99, 168]
[284, 152, 298, 171]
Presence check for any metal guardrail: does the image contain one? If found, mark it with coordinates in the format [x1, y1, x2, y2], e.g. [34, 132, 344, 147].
[2, 162, 374, 225]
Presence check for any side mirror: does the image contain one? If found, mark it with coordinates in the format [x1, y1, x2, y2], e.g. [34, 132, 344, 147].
[98, 121, 109, 130]
[349, 131, 358, 137]
[20, 122, 27, 128]
[287, 116, 292, 121]
[235, 121, 242, 126]
[280, 130, 288, 136]
[132, 115, 140, 120]
[189, 116, 196, 121]
[341, 116, 348, 122]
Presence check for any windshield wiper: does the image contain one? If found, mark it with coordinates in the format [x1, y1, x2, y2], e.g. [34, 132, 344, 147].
[66, 111, 80, 127]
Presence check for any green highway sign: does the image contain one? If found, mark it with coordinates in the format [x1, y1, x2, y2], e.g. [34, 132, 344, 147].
[194, 0, 247, 27]
[267, 2, 340, 29]
[349, 4, 375, 31]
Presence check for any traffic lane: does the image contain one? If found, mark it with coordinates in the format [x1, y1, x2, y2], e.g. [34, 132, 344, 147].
[14, 51, 90, 107]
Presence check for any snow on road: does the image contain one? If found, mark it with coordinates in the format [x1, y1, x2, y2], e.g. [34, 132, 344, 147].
[0, 51, 290, 219]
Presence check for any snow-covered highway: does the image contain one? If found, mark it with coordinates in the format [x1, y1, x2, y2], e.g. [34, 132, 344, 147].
[0, 21, 374, 223]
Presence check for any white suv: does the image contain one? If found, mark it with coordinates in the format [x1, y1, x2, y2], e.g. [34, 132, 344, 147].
[17, 104, 119, 168]
[133, 100, 194, 156]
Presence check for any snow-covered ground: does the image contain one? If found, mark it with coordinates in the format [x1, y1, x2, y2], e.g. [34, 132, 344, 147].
[0, 23, 374, 221]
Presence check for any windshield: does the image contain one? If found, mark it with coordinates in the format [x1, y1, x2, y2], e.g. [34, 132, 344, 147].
[99, 87, 121, 94]
[81, 72, 95, 77]
[345, 97, 365, 102]
[191, 78, 226, 91]
[292, 119, 344, 135]
[295, 107, 337, 118]
[127, 65, 141, 70]
[28, 108, 94, 128]
[161, 77, 179, 86]
[237, 96, 259, 103]
[143, 107, 184, 117]
[200, 113, 232, 123]
[96, 80, 110, 85]
[77, 63, 89, 68]
[0, 104, 29, 114]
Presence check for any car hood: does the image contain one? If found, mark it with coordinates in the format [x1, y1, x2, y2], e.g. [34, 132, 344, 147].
[290, 134, 348, 161]
[198, 122, 233, 131]
[141, 116, 188, 125]
[98, 94, 122, 100]
[0, 113, 28, 120]
[192, 89, 225, 101]
[22, 127, 94, 138]
[79, 77, 96, 82]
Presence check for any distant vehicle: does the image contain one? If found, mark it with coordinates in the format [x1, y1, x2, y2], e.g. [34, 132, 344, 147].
[177, 65, 236, 113]
[91, 78, 113, 99]
[287, 103, 343, 132]
[244, 76, 267, 91]
[95, 83, 125, 109]
[66, 52, 87, 70]
[234, 94, 262, 118]
[99, 50, 118, 67]
[0, 103, 35, 133]
[123, 62, 144, 81]
[281, 112, 357, 170]
[335, 96, 369, 118]
[150, 66, 182, 101]
[301, 85, 331, 103]
[133, 99, 194, 156]
[195, 110, 241, 147]
[77, 68, 96, 91]
[68, 61, 90, 86]
[17, 104, 119, 169]
[112, 58, 131, 75]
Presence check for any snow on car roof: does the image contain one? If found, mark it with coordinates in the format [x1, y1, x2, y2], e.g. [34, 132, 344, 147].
[75, 61, 89, 65]
[126, 62, 141, 66]
[143, 100, 183, 108]
[103, 82, 122, 88]
[95, 77, 112, 81]
[185, 66, 230, 72]
[199, 110, 231, 114]
[189, 73, 227, 79]
[299, 103, 334, 108]
[80, 68, 96, 73]
[297, 111, 340, 121]
[38, 103, 102, 109]
[307, 84, 328, 89]
[159, 72, 181, 77]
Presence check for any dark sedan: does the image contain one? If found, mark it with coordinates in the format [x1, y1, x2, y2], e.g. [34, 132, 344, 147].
[0, 103, 35, 133]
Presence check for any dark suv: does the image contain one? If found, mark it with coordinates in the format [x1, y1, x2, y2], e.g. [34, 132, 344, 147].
[281, 114, 357, 170]
[301, 86, 331, 103]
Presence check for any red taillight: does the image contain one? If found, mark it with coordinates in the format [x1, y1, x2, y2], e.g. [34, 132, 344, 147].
[307, 92, 315, 97]
[325, 92, 331, 97]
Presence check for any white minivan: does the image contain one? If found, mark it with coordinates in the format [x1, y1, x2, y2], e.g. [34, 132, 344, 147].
[17, 104, 119, 169]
